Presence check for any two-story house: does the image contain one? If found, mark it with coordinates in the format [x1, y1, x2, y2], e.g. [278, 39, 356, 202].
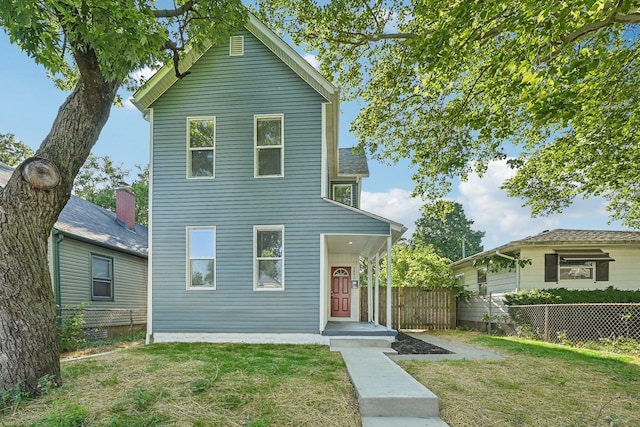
[132, 13, 406, 344]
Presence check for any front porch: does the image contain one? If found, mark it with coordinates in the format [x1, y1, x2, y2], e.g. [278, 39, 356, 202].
[322, 321, 397, 337]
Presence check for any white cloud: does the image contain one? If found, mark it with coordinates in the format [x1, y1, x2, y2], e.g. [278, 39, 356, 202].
[303, 54, 320, 70]
[361, 189, 423, 237]
[123, 65, 161, 109]
[457, 159, 618, 248]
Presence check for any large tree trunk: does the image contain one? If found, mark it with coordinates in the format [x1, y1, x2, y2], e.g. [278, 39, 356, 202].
[0, 47, 119, 394]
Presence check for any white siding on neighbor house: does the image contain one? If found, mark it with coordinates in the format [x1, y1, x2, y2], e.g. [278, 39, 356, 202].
[58, 238, 147, 309]
[454, 263, 517, 294]
[520, 245, 640, 291]
[150, 31, 392, 335]
[457, 294, 509, 324]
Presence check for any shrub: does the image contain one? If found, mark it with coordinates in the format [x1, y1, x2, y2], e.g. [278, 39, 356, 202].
[57, 305, 88, 352]
[503, 289, 561, 306]
[503, 286, 640, 306]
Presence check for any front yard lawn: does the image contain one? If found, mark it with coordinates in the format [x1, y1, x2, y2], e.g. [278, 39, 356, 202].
[2, 343, 360, 427]
[399, 331, 640, 427]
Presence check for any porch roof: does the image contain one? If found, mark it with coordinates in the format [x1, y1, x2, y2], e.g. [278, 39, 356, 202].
[322, 198, 406, 258]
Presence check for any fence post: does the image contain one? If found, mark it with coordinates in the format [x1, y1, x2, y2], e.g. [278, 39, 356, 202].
[488, 292, 493, 333]
[544, 305, 549, 342]
[130, 309, 134, 341]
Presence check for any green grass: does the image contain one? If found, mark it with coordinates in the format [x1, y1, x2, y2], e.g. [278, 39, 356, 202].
[1, 343, 360, 427]
[399, 331, 640, 427]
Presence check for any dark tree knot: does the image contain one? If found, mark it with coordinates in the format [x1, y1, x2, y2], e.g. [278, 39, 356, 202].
[19, 157, 62, 191]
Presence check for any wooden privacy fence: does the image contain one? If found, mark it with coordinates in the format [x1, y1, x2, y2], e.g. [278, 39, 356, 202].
[360, 287, 456, 330]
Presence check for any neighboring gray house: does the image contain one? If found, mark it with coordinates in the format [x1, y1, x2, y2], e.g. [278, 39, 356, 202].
[452, 229, 640, 328]
[0, 162, 148, 317]
[132, 13, 405, 344]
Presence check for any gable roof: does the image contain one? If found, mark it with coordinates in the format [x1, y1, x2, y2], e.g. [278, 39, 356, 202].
[338, 148, 369, 177]
[132, 12, 337, 112]
[451, 229, 640, 267]
[0, 162, 148, 257]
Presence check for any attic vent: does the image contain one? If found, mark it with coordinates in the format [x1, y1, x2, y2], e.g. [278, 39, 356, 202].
[229, 36, 244, 56]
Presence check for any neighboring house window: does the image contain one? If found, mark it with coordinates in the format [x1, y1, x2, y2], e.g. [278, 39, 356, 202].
[545, 253, 611, 282]
[187, 117, 215, 178]
[477, 268, 487, 296]
[187, 227, 216, 289]
[254, 225, 284, 290]
[559, 260, 594, 280]
[255, 114, 283, 177]
[91, 254, 113, 301]
[332, 184, 354, 206]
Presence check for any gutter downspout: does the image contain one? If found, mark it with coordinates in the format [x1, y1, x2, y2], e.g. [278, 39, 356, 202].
[52, 229, 64, 308]
[495, 250, 521, 292]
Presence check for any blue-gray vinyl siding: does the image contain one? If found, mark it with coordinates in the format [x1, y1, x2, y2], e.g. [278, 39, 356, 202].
[150, 31, 391, 334]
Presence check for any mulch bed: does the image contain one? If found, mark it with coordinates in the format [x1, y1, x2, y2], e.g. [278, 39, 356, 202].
[391, 332, 454, 355]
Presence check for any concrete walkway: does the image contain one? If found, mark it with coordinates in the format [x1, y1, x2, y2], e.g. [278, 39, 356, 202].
[331, 334, 503, 427]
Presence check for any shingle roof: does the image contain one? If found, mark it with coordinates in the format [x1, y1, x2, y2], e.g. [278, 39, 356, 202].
[0, 162, 148, 257]
[451, 229, 640, 267]
[519, 229, 640, 244]
[338, 148, 369, 176]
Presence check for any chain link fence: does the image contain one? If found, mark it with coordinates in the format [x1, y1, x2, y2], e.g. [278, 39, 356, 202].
[57, 307, 146, 341]
[494, 303, 640, 343]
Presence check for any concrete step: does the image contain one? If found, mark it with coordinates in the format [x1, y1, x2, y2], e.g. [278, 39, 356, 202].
[362, 416, 449, 427]
[329, 337, 393, 350]
[340, 349, 440, 418]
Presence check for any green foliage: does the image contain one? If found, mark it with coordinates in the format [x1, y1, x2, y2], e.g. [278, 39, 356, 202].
[0, 1, 246, 88]
[0, 133, 33, 167]
[57, 306, 87, 353]
[411, 201, 484, 262]
[382, 241, 455, 289]
[0, 381, 29, 416]
[73, 156, 149, 226]
[258, 0, 640, 227]
[38, 401, 88, 427]
[503, 289, 563, 306]
[473, 252, 532, 272]
[505, 287, 640, 305]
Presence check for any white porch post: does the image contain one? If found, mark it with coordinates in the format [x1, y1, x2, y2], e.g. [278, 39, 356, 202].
[367, 257, 373, 322]
[374, 254, 380, 325]
[386, 236, 392, 329]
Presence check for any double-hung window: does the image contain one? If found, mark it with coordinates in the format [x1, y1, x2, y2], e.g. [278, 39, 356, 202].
[477, 268, 487, 296]
[255, 114, 284, 177]
[187, 117, 215, 178]
[91, 254, 113, 301]
[187, 227, 216, 289]
[254, 225, 284, 290]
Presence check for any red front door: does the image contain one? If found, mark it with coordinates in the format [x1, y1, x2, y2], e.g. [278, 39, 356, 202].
[331, 267, 351, 317]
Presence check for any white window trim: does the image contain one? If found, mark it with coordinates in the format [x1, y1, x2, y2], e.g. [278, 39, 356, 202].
[253, 225, 285, 291]
[332, 183, 354, 206]
[186, 226, 217, 290]
[91, 254, 114, 301]
[254, 114, 284, 178]
[187, 116, 216, 179]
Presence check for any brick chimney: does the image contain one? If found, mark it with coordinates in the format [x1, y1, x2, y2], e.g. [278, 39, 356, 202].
[116, 184, 136, 229]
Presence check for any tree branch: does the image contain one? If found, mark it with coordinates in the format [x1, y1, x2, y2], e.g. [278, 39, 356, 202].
[153, 0, 194, 18]
[164, 39, 191, 79]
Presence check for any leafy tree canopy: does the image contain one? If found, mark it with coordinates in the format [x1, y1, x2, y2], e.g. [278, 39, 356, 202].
[0, 133, 33, 167]
[412, 201, 484, 261]
[74, 155, 149, 226]
[259, 0, 640, 227]
[0, 1, 246, 92]
[382, 241, 454, 288]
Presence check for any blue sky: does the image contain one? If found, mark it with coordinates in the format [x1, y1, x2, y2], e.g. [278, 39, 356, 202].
[0, 31, 626, 249]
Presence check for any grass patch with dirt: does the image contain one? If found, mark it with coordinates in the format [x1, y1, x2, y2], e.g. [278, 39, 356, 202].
[2, 343, 360, 427]
[398, 331, 640, 427]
